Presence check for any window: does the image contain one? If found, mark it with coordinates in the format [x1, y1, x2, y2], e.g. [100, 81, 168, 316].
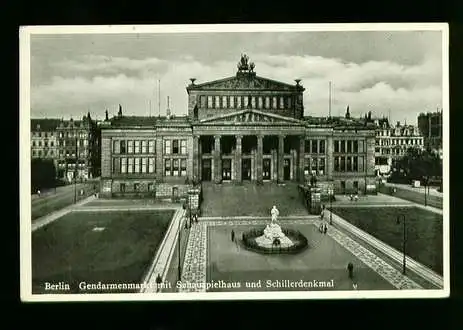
[120, 183, 126, 193]
[265, 96, 270, 109]
[319, 140, 325, 154]
[258, 97, 263, 108]
[134, 158, 140, 173]
[222, 96, 227, 108]
[165, 140, 171, 154]
[180, 140, 187, 154]
[180, 159, 187, 176]
[353, 156, 358, 171]
[128, 158, 134, 173]
[279, 97, 284, 109]
[237, 96, 242, 109]
[229, 96, 235, 108]
[207, 96, 213, 108]
[113, 157, 121, 173]
[304, 140, 310, 153]
[50, 141, 54, 147]
[173, 159, 179, 176]
[272, 96, 277, 109]
[165, 159, 171, 176]
[172, 140, 179, 154]
[311, 140, 318, 154]
[120, 141, 126, 154]
[347, 141, 352, 153]
[334, 140, 339, 153]
[340, 157, 346, 172]
[358, 140, 364, 153]
[148, 140, 155, 153]
[215, 96, 220, 108]
[141, 158, 147, 173]
[39, 141, 42, 147]
[32, 150, 36, 156]
[341, 141, 346, 153]
[134, 140, 140, 154]
[311, 157, 317, 175]
[353, 140, 359, 153]
[287, 96, 292, 108]
[251, 96, 256, 108]
[304, 158, 310, 176]
[243, 96, 249, 108]
[128, 140, 134, 153]
[200, 95, 206, 108]
[134, 183, 140, 192]
[141, 140, 147, 153]
[149, 158, 155, 173]
[32, 141, 36, 147]
[318, 158, 325, 175]
[358, 156, 364, 172]
[347, 156, 352, 172]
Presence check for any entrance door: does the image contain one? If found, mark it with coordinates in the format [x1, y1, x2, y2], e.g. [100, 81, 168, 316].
[222, 159, 231, 181]
[202, 159, 212, 181]
[242, 159, 251, 181]
[284, 159, 291, 181]
[263, 159, 271, 180]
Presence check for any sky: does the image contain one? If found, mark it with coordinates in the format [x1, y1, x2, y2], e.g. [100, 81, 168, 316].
[30, 29, 444, 126]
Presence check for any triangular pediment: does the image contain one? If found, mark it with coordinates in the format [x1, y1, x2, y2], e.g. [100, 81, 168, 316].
[190, 74, 298, 91]
[199, 109, 304, 125]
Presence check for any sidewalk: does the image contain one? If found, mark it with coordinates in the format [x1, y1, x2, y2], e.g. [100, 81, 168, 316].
[384, 182, 443, 198]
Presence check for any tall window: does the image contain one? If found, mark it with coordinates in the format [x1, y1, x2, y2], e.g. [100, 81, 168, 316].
[165, 159, 171, 176]
[172, 140, 179, 154]
[148, 158, 155, 173]
[358, 156, 364, 172]
[304, 140, 310, 153]
[334, 140, 339, 153]
[353, 156, 358, 171]
[50, 141, 54, 147]
[215, 96, 220, 108]
[134, 140, 140, 154]
[121, 157, 127, 173]
[134, 158, 140, 173]
[112, 158, 121, 173]
[165, 140, 171, 154]
[347, 141, 352, 153]
[148, 140, 155, 153]
[180, 140, 187, 154]
[141, 157, 147, 173]
[340, 157, 346, 172]
[141, 140, 147, 153]
[173, 159, 179, 176]
[207, 96, 213, 108]
[222, 96, 227, 108]
[200, 95, 206, 108]
[272, 97, 277, 109]
[311, 140, 318, 154]
[180, 159, 187, 176]
[287, 96, 292, 108]
[265, 96, 270, 109]
[32, 141, 36, 147]
[319, 140, 325, 154]
[353, 140, 358, 153]
[304, 158, 310, 176]
[237, 96, 242, 109]
[279, 96, 284, 109]
[229, 96, 235, 108]
[251, 96, 256, 108]
[347, 156, 352, 172]
[243, 96, 249, 108]
[311, 157, 317, 175]
[39, 141, 42, 147]
[128, 140, 134, 154]
[128, 158, 134, 173]
[340, 141, 346, 153]
[258, 97, 263, 108]
[318, 158, 325, 175]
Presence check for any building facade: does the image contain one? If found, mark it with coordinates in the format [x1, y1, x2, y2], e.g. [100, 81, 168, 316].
[31, 114, 96, 182]
[418, 111, 443, 152]
[100, 55, 377, 199]
[374, 118, 424, 176]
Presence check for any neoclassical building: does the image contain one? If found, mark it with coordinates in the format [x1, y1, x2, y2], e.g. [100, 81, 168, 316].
[99, 55, 376, 198]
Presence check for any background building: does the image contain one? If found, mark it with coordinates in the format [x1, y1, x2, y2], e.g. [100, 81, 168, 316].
[30, 113, 99, 183]
[100, 55, 377, 199]
[373, 118, 424, 176]
[418, 110, 443, 153]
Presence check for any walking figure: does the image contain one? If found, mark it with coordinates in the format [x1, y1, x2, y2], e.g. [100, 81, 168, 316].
[323, 223, 328, 234]
[37, 189, 41, 197]
[155, 273, 162, 293]
[347, 262, 354, 279]
[231, 230, 235, 242]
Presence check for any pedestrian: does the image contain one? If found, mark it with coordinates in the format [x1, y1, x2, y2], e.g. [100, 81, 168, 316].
[37, 189, 41, 197]
[155, 273, 162, 293]
[347, 262, 354, 279]
[323, 223, 328, 234]
[231, 229, 235, 242]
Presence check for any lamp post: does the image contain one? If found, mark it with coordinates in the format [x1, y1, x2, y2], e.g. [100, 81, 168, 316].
[329, 186, 333, 225]
[396, 214, 406, 274]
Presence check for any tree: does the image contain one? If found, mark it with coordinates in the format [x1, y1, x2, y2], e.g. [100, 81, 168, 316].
[390, 148, 442, 184]
[31, 159, 57, 193]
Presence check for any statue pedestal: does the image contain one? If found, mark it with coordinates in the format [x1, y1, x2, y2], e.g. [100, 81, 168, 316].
[255, 223, 294, 248]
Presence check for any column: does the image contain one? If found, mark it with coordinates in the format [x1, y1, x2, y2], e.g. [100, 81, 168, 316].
[256, 135, 263, 184]
[155, 137, 163, 182]
[278, 135, 285, 183]
[299, 136, 305, 183]
[235, 135, 242, 183]
[192, 135, 199, 182]
[214, 135, 221, 184]
[327, 133, 334, 180]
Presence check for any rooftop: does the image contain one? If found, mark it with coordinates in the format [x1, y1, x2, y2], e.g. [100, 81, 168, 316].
[31, 119, 62, 132]
[107, 115, 190, 128]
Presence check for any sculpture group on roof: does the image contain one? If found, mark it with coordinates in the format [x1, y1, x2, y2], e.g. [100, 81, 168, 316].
[237, 54, 255, 72]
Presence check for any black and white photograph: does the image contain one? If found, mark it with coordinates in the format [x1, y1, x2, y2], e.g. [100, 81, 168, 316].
[19, 23, 449, 301]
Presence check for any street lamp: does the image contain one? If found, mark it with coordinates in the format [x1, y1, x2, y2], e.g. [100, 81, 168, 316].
[396, 214, 406, 274]
[329, 186, 333, 225]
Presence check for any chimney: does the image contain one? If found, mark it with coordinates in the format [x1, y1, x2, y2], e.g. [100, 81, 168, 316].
[118, 104, 123, 117]
[105, 110, 109, 121]
[166, 96, 171, 119]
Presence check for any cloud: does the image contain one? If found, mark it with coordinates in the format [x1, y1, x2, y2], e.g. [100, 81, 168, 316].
[31, 52, 443, 125]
